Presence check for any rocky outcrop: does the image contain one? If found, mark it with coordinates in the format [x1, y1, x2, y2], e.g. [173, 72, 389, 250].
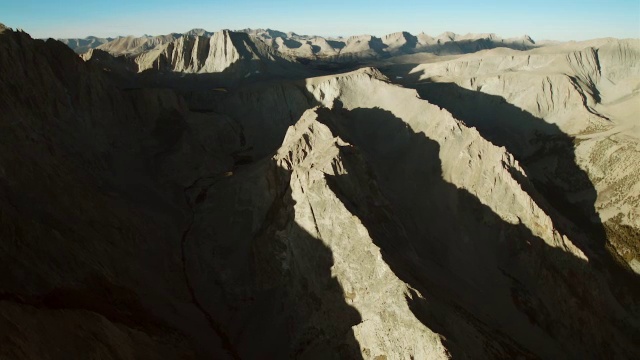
[136, 31, 248, 73]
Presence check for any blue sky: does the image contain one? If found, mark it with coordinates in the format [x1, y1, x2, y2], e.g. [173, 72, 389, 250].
[2, 0, 639, 41]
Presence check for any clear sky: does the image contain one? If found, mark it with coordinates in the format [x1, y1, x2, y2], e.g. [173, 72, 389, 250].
[2, 0, 639, 41]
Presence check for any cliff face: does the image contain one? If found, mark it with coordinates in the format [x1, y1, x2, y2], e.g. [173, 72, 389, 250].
[1, 26, 639, 360]
[133, 31, 274, 73]
[83, 30, 300, 79]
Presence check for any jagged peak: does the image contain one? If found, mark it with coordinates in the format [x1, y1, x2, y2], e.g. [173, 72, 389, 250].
[80, 47, 119, 62]
[383, 31, 413, 39]
[522, 34, 535, 44]
[438, 31, 457, 40]
[276, 107, 347, 170]
[357, 66, 387, 79]
[214, 29, 258, 44]
[347, 34, 378, 42]
[307, 67, 389, 92]
[185, 28, 213, 36]
[455, 32, 499, 41]
[239, 28, 288, 39]
[328, 66, 387, 81]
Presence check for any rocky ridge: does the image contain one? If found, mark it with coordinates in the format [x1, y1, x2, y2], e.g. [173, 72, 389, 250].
[81, 30, 304, 81]
[400, 38, 640, 272]
[62, 28, 537, 62]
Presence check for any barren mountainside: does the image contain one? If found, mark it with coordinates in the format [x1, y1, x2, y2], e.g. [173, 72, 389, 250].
[1, 23, 639, 359]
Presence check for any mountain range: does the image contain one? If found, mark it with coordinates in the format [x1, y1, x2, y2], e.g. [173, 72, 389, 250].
[62, 28, 536, 60]
[1, 22, 639, 359]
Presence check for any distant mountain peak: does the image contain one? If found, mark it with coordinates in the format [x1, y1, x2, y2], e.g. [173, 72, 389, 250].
[185, 28, 213, 36]
[522, 34, 535, 44]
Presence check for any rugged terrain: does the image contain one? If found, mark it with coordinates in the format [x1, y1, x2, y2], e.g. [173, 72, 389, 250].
[64, 28, 536, 63]
[1, 23, 639, 359]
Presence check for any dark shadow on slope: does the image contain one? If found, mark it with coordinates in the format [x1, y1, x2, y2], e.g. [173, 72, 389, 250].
[310, 44, 321, 54]
[185, 161, 363, 359]
[89, 35, 316, 91]
[399, 32, 418, 52]
[408, 82, 640, 285]
[282, 38, 303, 49]
[368, 37, 388, 54]
[383, 32, 418, 55]
[132, 56, 313, 91]
[0, 27, 359, 359]
[419, 39, 534, 56]
[326, 40, 346, 51]
[311, 38, 534, 70]
[316, 106, 639, 359]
